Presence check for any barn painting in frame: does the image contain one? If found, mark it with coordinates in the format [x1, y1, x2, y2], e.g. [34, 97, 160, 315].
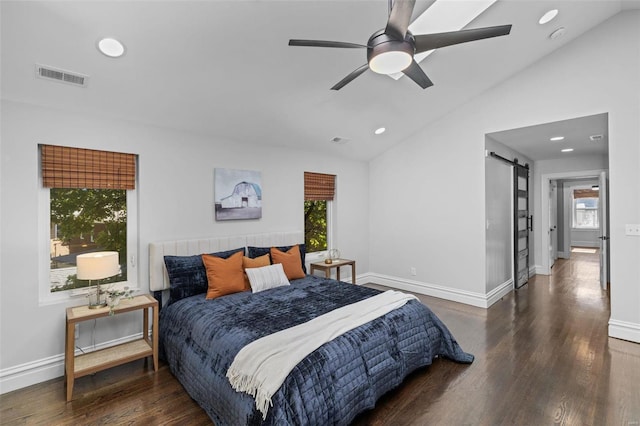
[214, 168, 262, 221]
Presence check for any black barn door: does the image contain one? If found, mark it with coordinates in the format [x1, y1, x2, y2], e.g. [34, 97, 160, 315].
[514, 163, 531, 289]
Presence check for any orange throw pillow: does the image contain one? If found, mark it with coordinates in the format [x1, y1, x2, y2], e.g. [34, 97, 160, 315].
[242, 254, 271, 290]
[270, 245, 305, 280]
[202, 251, 245, 299]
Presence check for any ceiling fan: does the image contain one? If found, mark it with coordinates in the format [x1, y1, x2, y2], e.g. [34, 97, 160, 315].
[289, 0, 512, 90]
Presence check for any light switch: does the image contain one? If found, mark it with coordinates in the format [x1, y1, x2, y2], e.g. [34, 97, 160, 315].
[625, 224, 640, 236]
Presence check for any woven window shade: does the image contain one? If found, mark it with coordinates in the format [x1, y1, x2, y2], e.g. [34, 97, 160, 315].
[304, 172, 335, 201]
[41, 144, 136, 189]
[574, 188, 599, 199]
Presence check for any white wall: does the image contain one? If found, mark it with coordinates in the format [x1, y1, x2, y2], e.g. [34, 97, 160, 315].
[571, 229, 600, 248]
[369, 10, 639, 341]
[0, 100, 370, 392]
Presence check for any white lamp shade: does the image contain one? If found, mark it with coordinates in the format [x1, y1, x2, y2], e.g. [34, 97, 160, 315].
[76, 251, 120, 280]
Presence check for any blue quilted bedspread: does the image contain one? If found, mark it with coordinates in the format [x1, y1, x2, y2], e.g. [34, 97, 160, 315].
[159, 275, 473, 425]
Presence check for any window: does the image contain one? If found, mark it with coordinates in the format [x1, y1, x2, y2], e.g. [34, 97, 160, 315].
[572, 188, 599, 229]
[304, 172, 335, 254]
[40, 145, 137, 302]
[304, 200, 328, 252]
[49, 188, 127, 292]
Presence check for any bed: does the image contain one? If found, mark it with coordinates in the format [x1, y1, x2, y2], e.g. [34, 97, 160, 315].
[150, 232, 473, 425]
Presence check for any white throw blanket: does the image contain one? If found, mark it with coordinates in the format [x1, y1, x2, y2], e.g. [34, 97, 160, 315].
[226, 290, 418, 419]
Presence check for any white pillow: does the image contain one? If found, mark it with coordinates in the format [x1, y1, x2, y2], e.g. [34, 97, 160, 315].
[246, 263, 290, 293]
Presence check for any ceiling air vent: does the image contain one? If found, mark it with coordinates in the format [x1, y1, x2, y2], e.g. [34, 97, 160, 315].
[35, 64, 88, 87]
[589, 134, 604, 142]
[330, 137, 350, 145]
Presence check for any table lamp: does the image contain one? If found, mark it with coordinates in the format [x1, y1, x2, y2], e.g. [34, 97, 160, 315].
[76, 251, 120, 309]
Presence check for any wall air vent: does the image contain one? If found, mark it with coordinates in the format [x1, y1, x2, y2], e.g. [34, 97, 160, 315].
[35, 64, 88, 87]
[589, 134, 604, 141]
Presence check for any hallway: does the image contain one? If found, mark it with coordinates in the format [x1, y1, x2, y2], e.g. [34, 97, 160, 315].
[355, 248, 640, 425]
[550, 247, 607, 313]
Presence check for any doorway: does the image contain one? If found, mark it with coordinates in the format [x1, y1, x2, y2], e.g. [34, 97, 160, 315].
[540, 170, 610, 290]
[485, 113, 610, 296]
[549, 180, 558, 269]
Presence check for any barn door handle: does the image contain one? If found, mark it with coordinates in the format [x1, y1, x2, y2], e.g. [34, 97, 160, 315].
[527, 215, 533, 232]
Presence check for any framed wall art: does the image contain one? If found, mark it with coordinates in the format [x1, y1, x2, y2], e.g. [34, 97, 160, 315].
[214, 168, 262, 221]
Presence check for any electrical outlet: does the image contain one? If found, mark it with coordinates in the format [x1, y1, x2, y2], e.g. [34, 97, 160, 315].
[625, 224, 640, 236]
[74, 324, 79, 340]
[410, 267, 417, 276]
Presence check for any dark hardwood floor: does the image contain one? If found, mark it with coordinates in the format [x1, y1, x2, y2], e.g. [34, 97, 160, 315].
[2, 250, 639, 425]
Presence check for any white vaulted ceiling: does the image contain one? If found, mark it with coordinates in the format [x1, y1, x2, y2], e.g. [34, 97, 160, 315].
[1, 1, 637, 161]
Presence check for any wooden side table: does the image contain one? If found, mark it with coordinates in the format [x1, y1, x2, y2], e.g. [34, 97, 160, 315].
[64, 294, 158, 401]
[310, 259, 356, 284]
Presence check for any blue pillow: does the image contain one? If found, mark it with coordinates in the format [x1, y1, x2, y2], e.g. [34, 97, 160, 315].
[247, 244, 307, 274]
[164, 247, 245, 305]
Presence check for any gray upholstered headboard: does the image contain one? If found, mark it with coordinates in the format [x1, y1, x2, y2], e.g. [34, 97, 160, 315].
[149, 231, 304, 292]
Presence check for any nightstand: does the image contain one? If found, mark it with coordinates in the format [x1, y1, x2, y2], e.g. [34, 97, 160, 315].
[310, 259, 356, 284]
[64, 294, 158, 401]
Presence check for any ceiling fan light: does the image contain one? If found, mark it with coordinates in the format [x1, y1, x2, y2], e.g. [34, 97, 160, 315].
[369, 51, 412, 75]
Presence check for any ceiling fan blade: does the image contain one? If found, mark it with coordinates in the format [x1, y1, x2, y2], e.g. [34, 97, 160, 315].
[385, 0, 416, 40]
[402, 60, 433, 89]
[289, 39, 367, 49]
[331, 64, 369, 90]
[414, 24, 512, 53]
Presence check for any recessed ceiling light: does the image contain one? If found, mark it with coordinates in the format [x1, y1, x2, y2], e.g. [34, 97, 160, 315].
[97, 37, 126, 58]
[549, 27, 566, 40]
[374, 127, 386, 135]
[539, 9, 559, 25]
[550, 136, 565, 141]
[561, 148, 574, 152]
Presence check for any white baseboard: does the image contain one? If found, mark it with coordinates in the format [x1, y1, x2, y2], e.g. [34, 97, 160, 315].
[534, 264, 546, 275]
[0, 332, 144, 395]
[557, 251, 569, 259]
[571, 241, 599, 248]
[486, 279, 514, 307]
[0, 353, 65, 395]
[360, 272, 507, 308]
[608, 319, 640, 343]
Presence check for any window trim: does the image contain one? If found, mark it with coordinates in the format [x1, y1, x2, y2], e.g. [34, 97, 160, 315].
[39, 182, 139, 306]
[571, 185, 601, 231]
[304, 171, 336, 262]
[305, 199, 334, 263]
[572, 196, 599, 230]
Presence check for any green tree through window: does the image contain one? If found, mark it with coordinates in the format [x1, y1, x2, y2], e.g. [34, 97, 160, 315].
[50, 188, 127, 292]
[304, 200, 327, 252]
